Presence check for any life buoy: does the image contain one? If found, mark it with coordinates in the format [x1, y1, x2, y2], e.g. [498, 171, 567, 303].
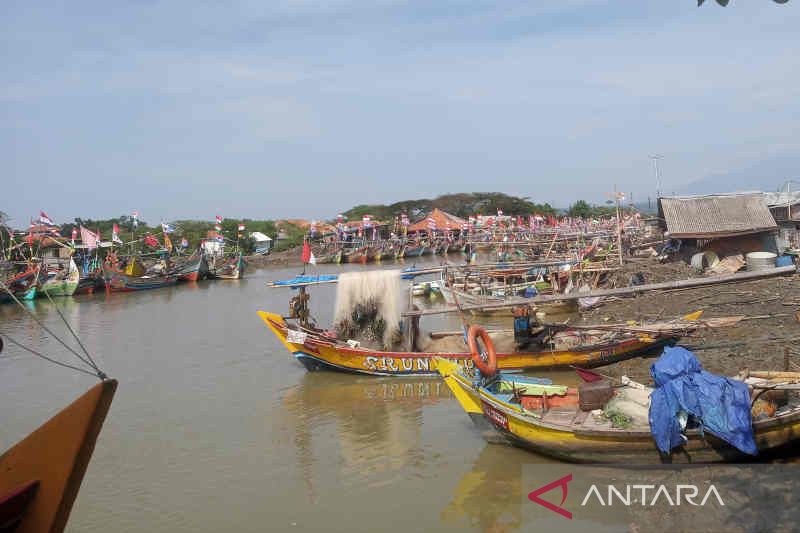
[468, 325, 497, 377]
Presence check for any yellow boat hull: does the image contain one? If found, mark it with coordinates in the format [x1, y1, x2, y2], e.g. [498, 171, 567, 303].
[258, 311, 673, 377]
[436, 359, 800, 463]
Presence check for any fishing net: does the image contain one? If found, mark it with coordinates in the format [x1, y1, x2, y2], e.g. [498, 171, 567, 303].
[334, 270, 403, 349]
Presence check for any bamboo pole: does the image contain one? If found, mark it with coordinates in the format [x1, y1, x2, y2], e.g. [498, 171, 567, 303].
[402, 265, 798, 317]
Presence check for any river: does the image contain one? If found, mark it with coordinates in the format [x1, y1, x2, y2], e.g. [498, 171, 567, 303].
[2, 258, 585, 532]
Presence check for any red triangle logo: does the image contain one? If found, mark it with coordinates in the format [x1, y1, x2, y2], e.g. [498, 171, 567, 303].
[527, 474, 573, 519]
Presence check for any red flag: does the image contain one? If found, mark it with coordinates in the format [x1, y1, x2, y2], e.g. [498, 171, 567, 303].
[301, 240, 311, 263]
[80, 226, 99, 249]
[144, 234, 160, 247]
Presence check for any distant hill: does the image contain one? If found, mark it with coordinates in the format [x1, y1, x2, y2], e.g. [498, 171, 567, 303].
[342, 192, 557, 222]
[679, 152, 800, 196]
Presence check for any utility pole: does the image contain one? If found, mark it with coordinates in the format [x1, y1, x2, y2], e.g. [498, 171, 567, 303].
[614, 185, 624, 267]
[650, 155, 663, 199]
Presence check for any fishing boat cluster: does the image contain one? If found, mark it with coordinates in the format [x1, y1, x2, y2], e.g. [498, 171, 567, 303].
[263, 199, 800, 464]
[0, 216, 246, 304]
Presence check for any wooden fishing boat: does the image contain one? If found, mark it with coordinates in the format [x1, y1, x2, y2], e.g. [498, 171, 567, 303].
[344, 247, 368, 264]
[39, 259, 80, 297]
[103, 267, 178, 292]
[171, 252, 208, 282]
[74, 272, 105, 295]
[403, 244, 426, 257]
[0, 379, 117, 532]
[207, 253, 245, 280]
[365, 246, 380, 263]
[314, 247, 342, 264]
[257, 311, 675, 376]
[436, 358, 800, 463]
[0, 266, 39, 304]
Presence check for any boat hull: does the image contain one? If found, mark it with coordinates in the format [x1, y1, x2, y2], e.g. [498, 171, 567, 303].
[39, 280, 78, 297]
[103, 268, 178, 292]
[437, 360, 800, 464]
[173, 254, 207, 282]
[0, 380, 116, 532]
[258, 311, 673, 376]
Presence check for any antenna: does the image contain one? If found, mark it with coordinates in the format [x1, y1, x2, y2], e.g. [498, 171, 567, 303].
[650, 155, 663, 198]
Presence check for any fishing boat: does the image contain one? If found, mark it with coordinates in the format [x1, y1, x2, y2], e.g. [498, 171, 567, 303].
[103, 267, 178, 292]
[314, 247, 342, 264]
[0, 266, 39, 303]
[209, 252, 246, 279]
[74, 272, 106, 295]
[258, 310, 676, 376]
[258, 271, 742, 377]
[365, 246, 380, 263]
[39, 258, 80, 297]
[171, 252, 208, 282]
[403, 244, 426, 258]
[436, 357, 800, 463]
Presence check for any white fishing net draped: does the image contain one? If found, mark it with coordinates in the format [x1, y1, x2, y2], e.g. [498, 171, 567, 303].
[333, 269, 402, 348]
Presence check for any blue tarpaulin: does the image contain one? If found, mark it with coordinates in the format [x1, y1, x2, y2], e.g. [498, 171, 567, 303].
[269, 275, 338, 287]
[648, 346, 757, 455]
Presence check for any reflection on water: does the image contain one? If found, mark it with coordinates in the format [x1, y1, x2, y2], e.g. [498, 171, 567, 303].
[280, 373, 455, 498]
[441, 445, 529, 533]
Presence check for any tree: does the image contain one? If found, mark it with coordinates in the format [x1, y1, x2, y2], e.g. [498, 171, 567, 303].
[567, 200, 593, 218]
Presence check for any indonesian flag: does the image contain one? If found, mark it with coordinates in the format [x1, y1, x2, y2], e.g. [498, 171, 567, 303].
[497, 209, 503, 217]
[71, 228, 77, 243]
[39, 211, 55, 226]
[301, 240, 316, 265]
[238, 223, 245, 231]
[216, 215, 223, 224]
[112, 224, 123, 244]
[80, 226, 99, 250]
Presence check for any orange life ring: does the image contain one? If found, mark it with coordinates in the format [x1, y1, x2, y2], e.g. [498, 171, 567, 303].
[468, 325, 497, 377]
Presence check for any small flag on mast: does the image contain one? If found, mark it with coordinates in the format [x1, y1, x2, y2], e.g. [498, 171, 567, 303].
[112, 224, 123, 244]
[39, 211, 55, 226]
[301, 240, 316, 265]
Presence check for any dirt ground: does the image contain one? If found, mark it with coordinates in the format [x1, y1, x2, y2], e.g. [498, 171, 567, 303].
[578, 259, 800, 383]
[245, 246, 302, 268]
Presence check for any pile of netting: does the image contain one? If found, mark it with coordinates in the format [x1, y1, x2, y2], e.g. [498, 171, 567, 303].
[333, 270, 402, 349]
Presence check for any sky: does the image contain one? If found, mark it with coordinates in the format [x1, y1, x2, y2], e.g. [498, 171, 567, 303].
[2, 1, 799, 226]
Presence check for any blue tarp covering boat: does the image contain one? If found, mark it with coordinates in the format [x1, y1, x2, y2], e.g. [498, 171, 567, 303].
[648, 346, 757, 455]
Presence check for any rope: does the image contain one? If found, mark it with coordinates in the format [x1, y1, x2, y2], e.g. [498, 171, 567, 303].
[0, 280, 105, 379]
[2, 335, 100, 378]
[39, 277, 104, 377]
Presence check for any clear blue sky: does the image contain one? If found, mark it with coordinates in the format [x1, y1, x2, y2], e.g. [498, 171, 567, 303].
[3, 1, 798, 226]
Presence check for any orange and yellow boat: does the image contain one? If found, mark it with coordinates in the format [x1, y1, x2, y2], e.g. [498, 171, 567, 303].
[258, 311, 676, 377]
[436, 358, 800, 463]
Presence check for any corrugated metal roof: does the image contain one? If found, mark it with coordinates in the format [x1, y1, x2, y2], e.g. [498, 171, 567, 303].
[763, 191, 800, 207]
[658, 193, 777, 239]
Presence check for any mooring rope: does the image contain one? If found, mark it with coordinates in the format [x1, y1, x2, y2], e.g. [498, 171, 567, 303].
[2, 335, 100, 378]
[0, 280, 106, 379]
[39, 278, 104, 376]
